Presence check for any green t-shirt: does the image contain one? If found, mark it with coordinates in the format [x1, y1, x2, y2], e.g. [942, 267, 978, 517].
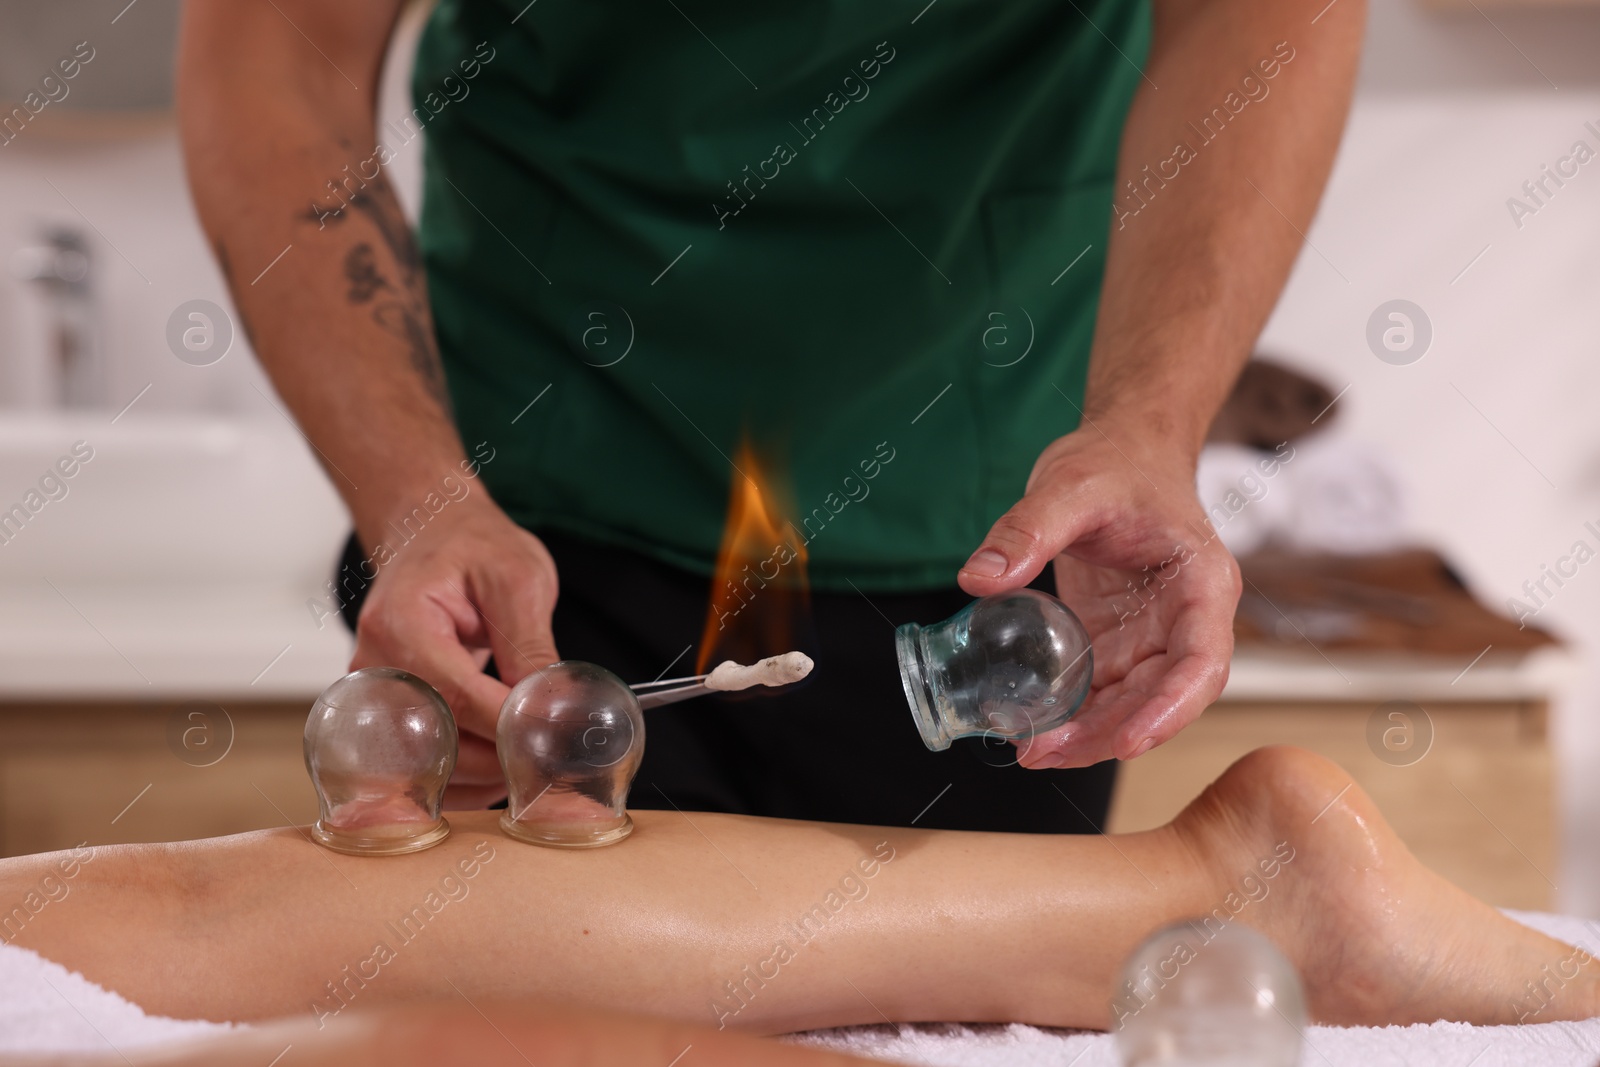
[412, 0, 1149, 592]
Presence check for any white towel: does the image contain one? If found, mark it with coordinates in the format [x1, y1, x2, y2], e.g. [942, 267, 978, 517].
[788, 911, 1600, 1065]
[1193, 437, 1408, 558]
[0, 940, 238, 1053]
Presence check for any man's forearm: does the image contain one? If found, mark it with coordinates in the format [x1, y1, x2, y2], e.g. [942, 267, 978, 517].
[178, 3, 474, 547]
[1082, 0, 1365, 462]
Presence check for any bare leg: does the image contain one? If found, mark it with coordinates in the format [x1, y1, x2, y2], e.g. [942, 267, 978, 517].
[1, 746, 1593, 1033]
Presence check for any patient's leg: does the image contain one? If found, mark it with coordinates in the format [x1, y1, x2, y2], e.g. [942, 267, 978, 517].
[1, 746, 1593, 1033]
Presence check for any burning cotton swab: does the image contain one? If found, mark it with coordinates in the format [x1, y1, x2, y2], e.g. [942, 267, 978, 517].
[631, 651, 814, 708]
[704, 651, 814, 691]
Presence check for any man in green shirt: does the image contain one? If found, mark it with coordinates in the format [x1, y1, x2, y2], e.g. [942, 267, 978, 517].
[179, 0, 1362, 829]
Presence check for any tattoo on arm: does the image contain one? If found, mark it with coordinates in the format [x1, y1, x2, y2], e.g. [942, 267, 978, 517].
[373, 303, 451, 405]
[344, 244, 393, 303]
[348, 175, 424, 287]
[324, 174, 453, 415]
[212, 163, 454, 418]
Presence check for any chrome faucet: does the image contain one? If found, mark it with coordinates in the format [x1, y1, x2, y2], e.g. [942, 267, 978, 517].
[12, 227, 104, 408]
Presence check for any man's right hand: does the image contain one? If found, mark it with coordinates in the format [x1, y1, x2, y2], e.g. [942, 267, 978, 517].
[349, 499, 560, 809]
[179, 3, 554, 809]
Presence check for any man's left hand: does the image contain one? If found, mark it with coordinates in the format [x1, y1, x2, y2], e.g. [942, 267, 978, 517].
[958, 423, 1241, 769]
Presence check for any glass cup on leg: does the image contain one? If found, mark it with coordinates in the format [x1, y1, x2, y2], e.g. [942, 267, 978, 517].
[303, 667, 457, 856]
[497, 661, 644, 848]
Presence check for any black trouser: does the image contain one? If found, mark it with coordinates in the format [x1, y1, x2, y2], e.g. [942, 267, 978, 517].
[337, 529, 1115, 834]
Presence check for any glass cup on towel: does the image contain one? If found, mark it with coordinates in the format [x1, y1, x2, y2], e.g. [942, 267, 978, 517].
[1114, 920, 1306, 1066]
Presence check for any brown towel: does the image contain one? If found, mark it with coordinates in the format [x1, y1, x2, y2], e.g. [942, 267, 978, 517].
[1208, 357, 1339, 450]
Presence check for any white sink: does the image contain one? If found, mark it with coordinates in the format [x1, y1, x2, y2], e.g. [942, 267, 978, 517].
[0, 413, 354, 698]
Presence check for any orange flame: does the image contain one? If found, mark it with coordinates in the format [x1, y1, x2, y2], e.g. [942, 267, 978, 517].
[695, 439, 812, 675]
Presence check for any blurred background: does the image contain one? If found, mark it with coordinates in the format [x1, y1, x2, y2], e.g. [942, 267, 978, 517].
[3, 0, 1600, 913]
